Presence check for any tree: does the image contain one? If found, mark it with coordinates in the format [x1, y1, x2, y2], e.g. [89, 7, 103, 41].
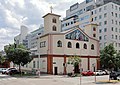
[100, 44, 117, 70]
[68, 55, 81, 73]
[116, 52, 120, 70]
[5, 44, 33, 72]
[0, 53, 5, 64]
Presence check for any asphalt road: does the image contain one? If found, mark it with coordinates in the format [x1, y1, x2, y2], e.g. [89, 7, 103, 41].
[0, 74, 120, 85]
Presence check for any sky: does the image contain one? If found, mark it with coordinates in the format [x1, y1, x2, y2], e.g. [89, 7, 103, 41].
[0, 0, 85, 51]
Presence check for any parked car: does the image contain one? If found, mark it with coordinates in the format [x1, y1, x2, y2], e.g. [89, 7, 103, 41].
[6, 69, 19, 75]
[117, 76, 120, 81]
[2, 68, 17, 74]
[94, 70, 106, 75]
[82, 70, 94, 76]
[103, 69, 110, 75]
[0, 68, 7, 73]
[109, 71, 118, 80]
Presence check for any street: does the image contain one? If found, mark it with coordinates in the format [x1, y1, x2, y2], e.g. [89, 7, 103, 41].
[0, 73, 120, 85]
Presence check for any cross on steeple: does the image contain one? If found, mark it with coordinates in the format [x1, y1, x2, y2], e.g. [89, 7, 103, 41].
[50, 6, 53, 13]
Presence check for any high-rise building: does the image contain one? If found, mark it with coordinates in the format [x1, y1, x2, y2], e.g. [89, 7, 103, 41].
[62, 0, 120, 52]
[14, 25, 28, 48]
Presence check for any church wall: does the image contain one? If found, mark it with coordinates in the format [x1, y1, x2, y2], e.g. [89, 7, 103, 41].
[53, 57, 64, 74]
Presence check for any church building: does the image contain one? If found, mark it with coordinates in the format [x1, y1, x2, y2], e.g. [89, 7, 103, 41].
[36, 13, 100, 74]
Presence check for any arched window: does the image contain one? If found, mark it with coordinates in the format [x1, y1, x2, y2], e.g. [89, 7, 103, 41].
[53, 25, 57, 31]
[91, 44, 94, 50]
[83, 43, 87, 49]
[57, 40, 62, 47]
[68, 42, 72, 48]
[52, 18, 56, 23]
[76, 43, 80, 49]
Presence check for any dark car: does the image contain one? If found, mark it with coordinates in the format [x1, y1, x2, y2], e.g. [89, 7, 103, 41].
[6, 69, 19, 75]
[110, 71, 118, 80]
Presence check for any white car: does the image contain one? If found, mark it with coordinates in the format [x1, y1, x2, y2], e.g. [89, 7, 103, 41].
[94, 70, 106, 75]
[2, 68, 17, 74]
[2, 68, 9, 74]
[0, 68, 7, 73]
[117, 76, 120, 81]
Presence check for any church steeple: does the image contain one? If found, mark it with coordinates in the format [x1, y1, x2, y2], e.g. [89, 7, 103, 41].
[43, 13, 61, 34]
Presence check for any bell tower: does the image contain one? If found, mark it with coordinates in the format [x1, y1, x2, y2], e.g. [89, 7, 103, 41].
[42, 13, 61, 34]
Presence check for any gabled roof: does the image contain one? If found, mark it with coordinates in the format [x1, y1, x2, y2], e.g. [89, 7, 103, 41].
[38, 26, 99, 42]
[42, 13, 61, 18]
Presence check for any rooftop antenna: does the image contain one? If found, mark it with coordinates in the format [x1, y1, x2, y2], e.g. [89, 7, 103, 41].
[50, 6, 53, 13]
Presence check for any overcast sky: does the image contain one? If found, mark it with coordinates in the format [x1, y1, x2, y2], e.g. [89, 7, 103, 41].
[0, 0, 85, 51]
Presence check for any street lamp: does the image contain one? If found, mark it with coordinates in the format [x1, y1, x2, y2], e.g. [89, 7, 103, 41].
[35, 52, 40, 77]
[92, 63, 96, 83]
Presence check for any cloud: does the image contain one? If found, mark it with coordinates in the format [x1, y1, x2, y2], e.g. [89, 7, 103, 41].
[0, 0, 84, 51]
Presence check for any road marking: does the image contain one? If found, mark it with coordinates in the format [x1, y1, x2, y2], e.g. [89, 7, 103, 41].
[0, 77, 17, 81]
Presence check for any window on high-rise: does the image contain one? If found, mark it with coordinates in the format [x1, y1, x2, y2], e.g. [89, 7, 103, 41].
[99, 22, 102, 26]
[119, 22, 120, 25]
[116, 28, 118, 32]
[115, 6, 117, 10]
[111, 27, 114, 31]
[116, 35, 117, 39]
[104, 21, 107, 25]
[119, 43, 120, 47]
[95, 17, 97, 21]
[99, 36, 102, 40]
[112, 4, 114, 9]
[91, 11, 93, 15]
[104, 28, 107, 32]
[116, 43, 117, 47]
[116, 21, 117, 25]
[111, 12, 114, 16]
[33, 61, 36, 68]
[115, 13, 117, 17]
[95, 10, 97, 14]
[119, 36, 120, 40]
[112, 34, 114, 39]
[99, 15, 102, 19]
[99, 8, 102, 12]
[104, 6, 107, 10]
[104, 13, 107, 18]
[99, 29, 102, 33]
[104, 35, 107, 40]
[112, 20, 114, 24]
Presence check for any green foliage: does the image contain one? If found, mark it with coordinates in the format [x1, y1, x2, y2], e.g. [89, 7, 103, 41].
[5, 44, 33, 71]
[100, 44, 118, 70]
[0, 53, 5, 64]
[116, 52, 120, 69]
[68, 55, 81, 66]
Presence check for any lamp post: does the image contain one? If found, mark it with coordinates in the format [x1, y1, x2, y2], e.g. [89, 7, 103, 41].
[80, 62, 82, 85]
[34, 52, 40, 77]
[92, 63, 96, 83]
